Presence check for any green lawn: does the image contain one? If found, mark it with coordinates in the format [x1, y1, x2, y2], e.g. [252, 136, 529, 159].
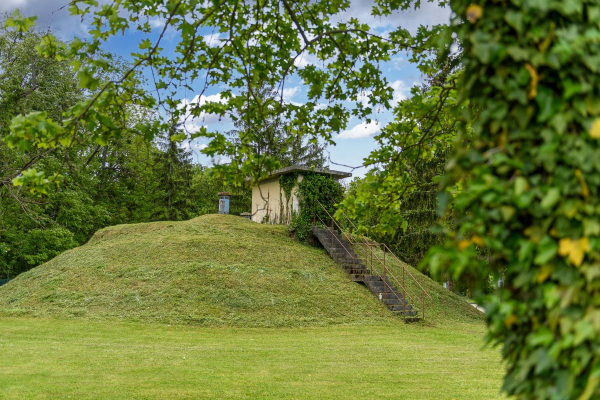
[0, 317, 505, 399]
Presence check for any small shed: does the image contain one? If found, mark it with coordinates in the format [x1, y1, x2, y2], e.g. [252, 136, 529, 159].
[251, 165, 351, 224]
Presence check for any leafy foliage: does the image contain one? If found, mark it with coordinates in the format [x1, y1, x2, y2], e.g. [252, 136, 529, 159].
[290, 173, 344, 241]
[348, 150, 448, 268]
[226, 85, 326, 174]
[341, 75, 462, 239]
[0, 24, 251, 278]
[423, 0, 600, 398]
[3, 0, 441, 190]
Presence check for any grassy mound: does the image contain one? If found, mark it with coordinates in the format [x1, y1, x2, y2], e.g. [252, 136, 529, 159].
[0, 214, 480, 326]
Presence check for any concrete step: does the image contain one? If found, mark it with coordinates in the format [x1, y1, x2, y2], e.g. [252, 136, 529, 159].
[391, 309, 418, 317]
[341, 261, 365, 267]
[383, 298, 408, 306]
[388, 304, 413, 311]
[327, 246, 358, 253]
[369, 290, 402, 300]
[333, 256, 357, 265]
[340, 259, 363, 265]
[344, 267, 368, 274]
[366, 281, 399, 292]
[313, 228, 343, 237]
[366, 279, 398, 289]
[326, 247, 355, 257]
[332, 253, 357, 260]
[330, 247, 355, 255]
[330, 249, 355, 257]
[315, 233, 349, 246]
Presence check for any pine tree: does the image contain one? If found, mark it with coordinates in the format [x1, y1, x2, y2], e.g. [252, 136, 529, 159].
[227, 85, 325, 170]
[153, 124, 194, 221]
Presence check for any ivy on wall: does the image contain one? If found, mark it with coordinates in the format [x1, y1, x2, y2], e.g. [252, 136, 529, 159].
[279, 173, 299, 224]
[283, 173, 344, 241]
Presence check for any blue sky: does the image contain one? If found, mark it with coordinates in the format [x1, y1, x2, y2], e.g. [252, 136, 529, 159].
[1, 0, 451, 179]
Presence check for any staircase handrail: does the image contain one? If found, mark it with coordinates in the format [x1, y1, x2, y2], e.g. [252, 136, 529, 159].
[313, 204, 410, 302]
[338, 209, 433, 303]
[313, 212, 364, 275]
[331, 204, 432, 304]
[356, 236, 433, 306]
[315, 199, 433, 319]
[314, 200, 418, 318]
[383, 243, 433, 302]
[353, 241, 418, 309]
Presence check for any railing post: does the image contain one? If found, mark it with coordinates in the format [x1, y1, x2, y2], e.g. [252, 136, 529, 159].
[422, 289, 425, 321]
[402, 263, 405, 295]
[331, 216, 334, 247]
[383, 245, 386, 303]
[403, 286, 406, 321]
[353, 240, 357, 275]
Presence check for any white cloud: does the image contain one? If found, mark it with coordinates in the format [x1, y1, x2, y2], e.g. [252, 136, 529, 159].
[149, 18, 165, 30]
[294, 52, 320, 68]
[332, 0, 451, 35]
[391, 80, 410, 105]
[391, 56, 404, 71]
[354, 80, 409, 109]
[182, 141, 208, 150]
[0, 0, 110, 39]
[282, 86, 299, 101]
[337, 121, 380, 139]
[1, 0, 27, 9]
[281, 86, 304, 106]
[203, 33, 221, 47]
[177, 93, 230, 134]
[357, 91, 372, 108]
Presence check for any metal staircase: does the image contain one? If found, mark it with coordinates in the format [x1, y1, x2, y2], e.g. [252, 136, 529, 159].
[312, 201, 432, 322]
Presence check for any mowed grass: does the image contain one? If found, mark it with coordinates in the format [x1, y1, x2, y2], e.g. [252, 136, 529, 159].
[0, 215, 393, 326]
[0, 317, 506, 400]
[0, 215, 502, 398]
[0, 214, 481, 327]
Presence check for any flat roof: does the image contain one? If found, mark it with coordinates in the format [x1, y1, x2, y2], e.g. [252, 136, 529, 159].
[263, 165, 352, 180]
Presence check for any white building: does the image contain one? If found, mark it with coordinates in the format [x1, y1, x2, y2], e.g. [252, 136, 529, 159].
[250, 165, 351, 224]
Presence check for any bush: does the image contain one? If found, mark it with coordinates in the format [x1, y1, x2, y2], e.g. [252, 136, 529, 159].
[19, 228, 77, 270]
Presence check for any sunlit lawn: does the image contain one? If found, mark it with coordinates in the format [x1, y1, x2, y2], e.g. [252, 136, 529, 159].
[0, 317, 505, 399]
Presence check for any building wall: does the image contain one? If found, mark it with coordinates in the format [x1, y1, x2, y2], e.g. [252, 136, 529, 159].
[251, 174, 302, 224]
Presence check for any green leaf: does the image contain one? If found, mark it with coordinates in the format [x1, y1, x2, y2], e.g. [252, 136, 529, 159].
[540, 187, 560, 209]
[170, 133, 186, 142]
[505, 11, 523, 33]
[534, 236, 558, 265]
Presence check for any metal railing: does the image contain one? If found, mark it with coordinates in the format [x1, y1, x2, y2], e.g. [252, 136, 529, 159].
[314, 200, 432, 320]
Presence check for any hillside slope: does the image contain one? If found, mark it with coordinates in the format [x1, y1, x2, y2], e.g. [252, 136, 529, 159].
[0, 214, 480, 326]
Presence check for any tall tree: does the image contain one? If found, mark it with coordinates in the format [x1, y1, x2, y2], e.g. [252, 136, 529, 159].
[153, 124, 194, 221]
[226, 85, 326, 171]
[5, 2, 407, 187]
[6, 2, 600, 397]
[0, 23, 105, 277]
